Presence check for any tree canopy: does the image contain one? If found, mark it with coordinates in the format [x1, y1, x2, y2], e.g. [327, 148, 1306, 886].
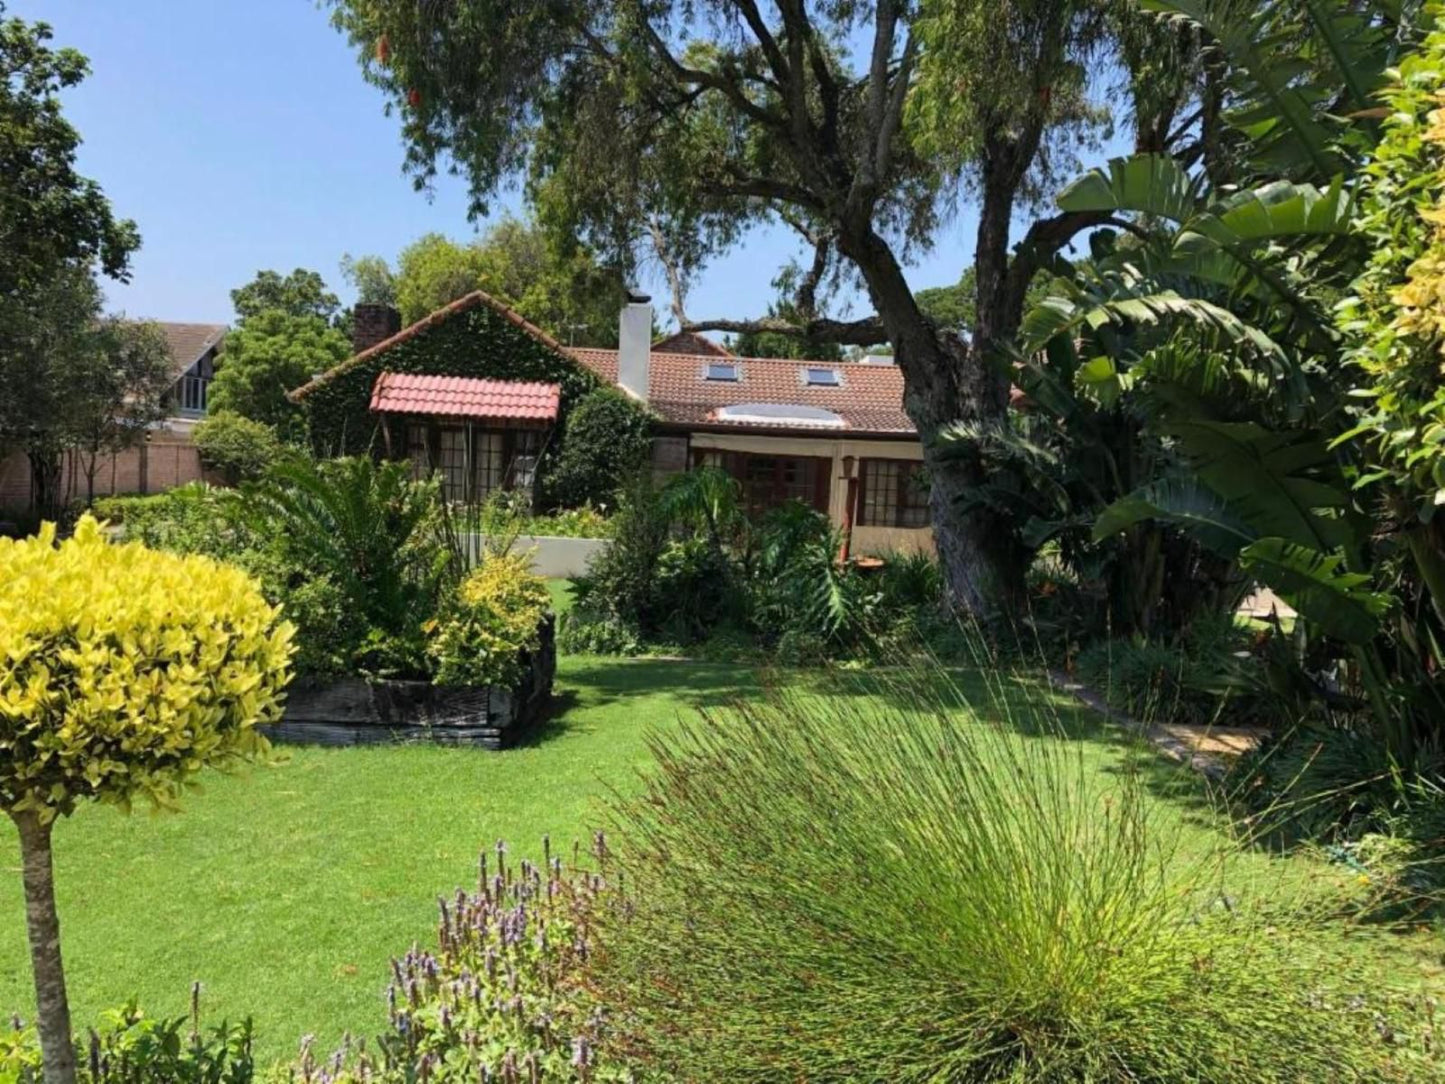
[210, 309, 350, 443]
[349, 219, 627, 345]
[0, 4, 138, 298]
[231, 268, 343, 325]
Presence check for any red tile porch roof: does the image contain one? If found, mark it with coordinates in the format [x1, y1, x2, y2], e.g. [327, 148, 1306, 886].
[370, 372, 561, 422]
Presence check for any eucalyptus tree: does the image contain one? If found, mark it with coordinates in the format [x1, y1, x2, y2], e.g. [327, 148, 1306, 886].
[326, 0, 1203, 614]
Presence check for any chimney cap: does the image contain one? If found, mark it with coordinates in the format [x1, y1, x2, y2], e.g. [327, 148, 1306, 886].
[626, 289, 652, 304]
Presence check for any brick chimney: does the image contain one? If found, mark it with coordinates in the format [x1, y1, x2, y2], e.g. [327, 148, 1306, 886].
[352, 303, 401, 355]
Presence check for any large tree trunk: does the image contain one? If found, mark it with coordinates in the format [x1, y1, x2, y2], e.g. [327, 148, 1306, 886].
[12, 810, 77, 1084]
[836, 224, 1025, 616]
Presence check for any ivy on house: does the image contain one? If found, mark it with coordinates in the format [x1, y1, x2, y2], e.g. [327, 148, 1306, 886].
[299, 302, 648, 508]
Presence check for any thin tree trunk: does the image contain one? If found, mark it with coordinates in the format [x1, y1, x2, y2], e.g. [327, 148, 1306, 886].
[11, 810, 76, 1084]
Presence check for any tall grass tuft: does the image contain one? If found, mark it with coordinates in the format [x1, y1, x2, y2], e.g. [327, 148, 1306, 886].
[595, 663, 1438, 1082]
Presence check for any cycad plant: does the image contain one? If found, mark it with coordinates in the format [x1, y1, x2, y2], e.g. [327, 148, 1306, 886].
[237, 456, 449, 676]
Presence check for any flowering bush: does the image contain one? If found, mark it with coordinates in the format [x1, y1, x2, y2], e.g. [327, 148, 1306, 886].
[428, 552, 551, 688]
[289, 839, 651, 1084]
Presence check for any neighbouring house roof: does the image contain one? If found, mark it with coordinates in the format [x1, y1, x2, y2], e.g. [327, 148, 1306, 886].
[567, 348, 915, 436]
[289, 291, 571, 402]
[370, 372, 561, 422]
[651, 330, 734, 358]
[156, 322, 225, 382]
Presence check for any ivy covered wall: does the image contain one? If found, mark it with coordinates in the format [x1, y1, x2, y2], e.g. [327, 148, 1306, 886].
[299, 303, 646, 507]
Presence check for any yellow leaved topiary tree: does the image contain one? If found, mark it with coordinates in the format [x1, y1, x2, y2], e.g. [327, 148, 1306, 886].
[0, 516, 294, 1084]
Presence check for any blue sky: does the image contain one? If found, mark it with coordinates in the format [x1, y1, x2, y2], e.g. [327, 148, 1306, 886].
[35, 0, 1114, 330]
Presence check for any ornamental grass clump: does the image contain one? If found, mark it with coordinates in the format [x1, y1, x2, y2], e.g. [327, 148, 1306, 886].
[0, 516, 294, 1084]
[594, 666, 1440, 1082]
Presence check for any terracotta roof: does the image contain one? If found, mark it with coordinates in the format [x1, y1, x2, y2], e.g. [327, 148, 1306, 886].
[288, 287, 918, 438]
[370, 372, 560, 422]
[289, 290, 571, 402]
[156, 322, 225, 381]
[652, 330, 734, 358]
[568, 348, 914, 436]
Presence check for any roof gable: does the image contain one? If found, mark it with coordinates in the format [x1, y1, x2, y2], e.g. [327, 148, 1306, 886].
[156, 322, 225, 382]
[289, 290, 573, 403]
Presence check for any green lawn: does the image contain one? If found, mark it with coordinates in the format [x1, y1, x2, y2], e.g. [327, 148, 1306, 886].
[3, 652, 1442, 1068]
[0, 655, 759, 1064]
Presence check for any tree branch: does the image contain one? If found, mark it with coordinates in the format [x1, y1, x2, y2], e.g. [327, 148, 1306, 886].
[648, 217, 690, 328]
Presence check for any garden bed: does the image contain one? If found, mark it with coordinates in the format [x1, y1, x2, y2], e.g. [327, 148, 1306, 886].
[272, 617, 556, 750]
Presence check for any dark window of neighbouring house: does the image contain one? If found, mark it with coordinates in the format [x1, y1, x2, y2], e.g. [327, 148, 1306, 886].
[857, 458, 929, 528]
[705, 362, 740, 382]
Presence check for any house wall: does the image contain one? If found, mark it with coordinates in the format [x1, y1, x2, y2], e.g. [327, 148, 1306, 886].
[0, 425, 211, 510]
[671, 430, 934, 557]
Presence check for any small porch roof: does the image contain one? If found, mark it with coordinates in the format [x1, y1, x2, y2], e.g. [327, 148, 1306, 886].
[369, 372, 561, 423]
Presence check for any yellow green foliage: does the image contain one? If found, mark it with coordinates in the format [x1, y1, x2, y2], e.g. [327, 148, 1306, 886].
[427, 551, 550, 688]
[0, 516, 294, 821]
[1342, 13, 1445, 517]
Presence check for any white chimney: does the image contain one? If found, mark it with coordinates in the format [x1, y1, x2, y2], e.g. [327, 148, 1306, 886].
[618, 291, 652, 401]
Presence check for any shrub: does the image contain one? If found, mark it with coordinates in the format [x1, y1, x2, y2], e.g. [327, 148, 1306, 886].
[428, 551, 551, 687]
[1075, 614, 1272, 727]
[92, 484, 245, 554]
[191, 411, 285, 485]
[236, 457, 449, 678]
[471, 489, 614, 539]
[0, 516, 293, 1084]
[594, 668, 1438, 1082]
[288, 840, 650, 1084]
[557, 606, 643, 656]
[1, 991, 256, 1084]
[546, 387, 653, 509]
[571, 475, 669, 634]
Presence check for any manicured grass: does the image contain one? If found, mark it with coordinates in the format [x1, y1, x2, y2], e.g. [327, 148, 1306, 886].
[3, 654, 1441, 1069]
[0, 655, 759, 1065]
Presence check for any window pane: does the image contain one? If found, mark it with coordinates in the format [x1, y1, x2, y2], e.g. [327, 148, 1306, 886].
[705, 362, 739, 381]
[804, 367, 840, 386]
[406, 424, 430, 482]
[438, 427, 469, 503]
[475, 430, 506, 498]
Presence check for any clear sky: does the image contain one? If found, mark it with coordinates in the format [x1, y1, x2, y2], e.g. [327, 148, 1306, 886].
[33, 0, 1117, 331]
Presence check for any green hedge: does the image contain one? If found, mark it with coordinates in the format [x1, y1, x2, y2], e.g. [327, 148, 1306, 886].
[300, 304, 641, 508]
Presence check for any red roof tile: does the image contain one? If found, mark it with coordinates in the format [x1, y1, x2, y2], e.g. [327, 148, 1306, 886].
[568, 348, 914, 436]
[370, 372, 560, 422]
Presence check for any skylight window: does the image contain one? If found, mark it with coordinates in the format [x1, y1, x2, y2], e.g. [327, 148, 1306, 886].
[705, 362, 740, 382]
[803, 367, 842, 387]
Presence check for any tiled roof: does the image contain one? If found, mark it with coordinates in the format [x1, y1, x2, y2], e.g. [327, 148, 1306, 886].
[289, 291, 571, 402]
[651, 330, 734, 358]
[370, 372, 560, 422]
[288, 287, 918, 438]
[156, 322, 225, 381]
[568, 348, 914, 436]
